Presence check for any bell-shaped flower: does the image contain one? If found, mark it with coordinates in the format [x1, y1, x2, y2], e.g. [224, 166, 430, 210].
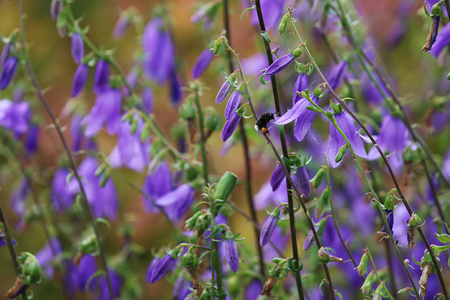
[0, 56, 19, 90]
[83, 87, 122, 137]
[75, 255, 97, 291]
[142, 161, 172, 212]
[216, 79, 232, 104]
[170, 71, 182, 105]
[270, 164, 284, 191]
[108, 113, 151, 172]
[147, 253, 178, 283]
[192, 48, 214, 79]
[275, 96, 319, 142]
[260, 207, 281, 247]
[72, 63, 89, 97]
[250, 0, 286, 31]
[293, 73, 307, 104]
[246, 279, 263, 300]
[93, 60, 110, 94]
[97, 269, 122, 300]
[263, 226, 288, 260]
[430, 23, 450, 58]
[155, 184, 195, 221]
[225, 91, 241, 120]
[71, 114, 87, 151]
[74, 157, 119, 219]
[0, 99, 31, 136]
[143, 17, 175, 85]
[222, 110, 241, 142]
[1, 43, 12, 66]
[223, 238, 239, 272]
[173, 278, 193, 300]
[71, 33, 84, 64]
[36, 238, 62, 278]
[51, 168, 77, 212]
[328, 110, 367, 168]
[24, 125, 40, 154]
[327, 61, 348, 91]
[293, 166, 310, 197]
[367, 114, 410, 173]
[265, 53, 295, 76]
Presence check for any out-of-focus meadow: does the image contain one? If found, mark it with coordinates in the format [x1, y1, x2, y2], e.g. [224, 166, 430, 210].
[0, 0, 449, 299]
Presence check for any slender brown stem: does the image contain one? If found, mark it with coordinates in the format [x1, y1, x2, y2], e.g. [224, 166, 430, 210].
[17, 1, 114, 298]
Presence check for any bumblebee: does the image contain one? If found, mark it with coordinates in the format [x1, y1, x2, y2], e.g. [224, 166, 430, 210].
[255, 112, 275, 134]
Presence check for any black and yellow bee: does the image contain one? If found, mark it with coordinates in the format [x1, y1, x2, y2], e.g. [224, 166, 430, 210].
[255, 112, 275, 134]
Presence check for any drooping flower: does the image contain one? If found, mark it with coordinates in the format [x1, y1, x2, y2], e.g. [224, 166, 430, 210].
[429, 23, 450, 58]
[142, 18, 175, 85]
[142, 161, 172, 213]
[0, 56, 19, 90]
[83, 87, 122, 137]
[270, 164, 284, 191]
[225, 91, 241, 120]
[96, 269, 122, 300]
[108, 113, 151, 172]
[327, 61, 348, 91]
[222, 110, 241, 142]
[141, 87, 154, 114]
[328, 110, 367, 168]
[0, 99, 31, 136]
[155, 184, 195, 221]
[367, 114, 410, 173]
[223, 238, 239, 272]
[50, 0, 63, 20]
[51, 168, 77, 212]
[293, 166, 310, 197]
[216, 79, 232, 104]
[275, 96, 319, 142]
[260, 208, 280, 247]
[93, 60, 110, 94]
[72, 63, 89, 97]
[264, 53, 295, 76]
[147, 253, 178, 283]
[173, 278, 193, 300]
[113, 14, 131, 39]
[71, 114, 86, 151]
[36, 238, 62, 278]
[71, 33, 84, 64]
[75, 255, 97, 291]
[24, 125, 40, 154]
[192, 48, 214, 79]
[246, 279, 263, 300]
[74, 157, 119, 219]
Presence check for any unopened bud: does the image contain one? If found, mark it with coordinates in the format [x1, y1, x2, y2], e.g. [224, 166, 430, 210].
[317, 247, 331, 264]
[361, 271, 375, 295]
[17, 252, 42, 285]
[179, 99, 196, 120]
[214, 172, 237, 202]
[213, 38, 223, 54]
[79, 234, 98, 255]
[292, 47, 302, 58]
[310, 168, 325, 189]
[356, 251, 368, 277]
[335, 144, 347, 163]
[195, 213, 211, 231]
[278, 14, 288, 35]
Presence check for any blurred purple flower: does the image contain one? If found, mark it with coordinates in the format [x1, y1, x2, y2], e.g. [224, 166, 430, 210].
[265, 53, 294, 76]
[260, 213, 279, 247]
[1, 42, 11, 66]
[249, 0, 286, 31]
[192, 48, 214, 79]
[147, 253, 178, 283]
[97, 269, 122, 300]
[328, 111, 367, 168]
[270, 164, 284, 191]
[75, 255, 97, 291]
[51, 168, 77, 212]
[367, 114, 410, 173]
[254, 180, 287, 210]
[72, 63, 89, 98]
[142, 161, 172, 212]
[51, 0, 63, 20]
[293, 166, 310, 197]
[443, 148, 450, 181]
[170, 71, 182, 105]
[108, 114, 151, 172]
[71, 33, 84, 64]
[36, 238, 62, 278]
[264, 226, 288, 260]
[93, 60, 110, 94]
[24, 124, 40, 154]
[222, 110, 241, 142]
[0, 56, 19, 90]
[275, 96, 319, 142]
[223, 238, 239, 272]
[142, 87, 154, 114]
[74, 157, 119, 219]
[71, 114, 86, 151]
[173, 278, 193, 300]
[155, 184, 195, 221]
[0, 100, 31, 136]
[327, 61, 348, 91]
[216, 79, 232, 104]
[10, 179, 30, 218]
[83, 87, 122, 137]
[430, 23, 450, 58]
[143, 18, 175, 85]
[246, 279, 263, 300]
[113, 15, 130, 39]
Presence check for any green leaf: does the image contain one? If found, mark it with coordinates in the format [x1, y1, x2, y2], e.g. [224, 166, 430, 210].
[240, 6, 256, 20]
[96, 218, 111, 228]
[435, 233, 450, 244]
[260, 31, 271, 44]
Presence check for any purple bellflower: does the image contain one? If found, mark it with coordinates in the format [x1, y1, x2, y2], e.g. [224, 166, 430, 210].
[328, 110, 367, 168]
[367, 114, 410, 173]
[50, 0, 63, 20]
[430, 23, 450, 58]
[260, 208, 280, 247]
[155, 184, 195, 221]
[51, 168, 77, 212]
[293, 166, 310, 197]
[147, 253, 178, 283]
[97, 269, 122, 300]
[75, 255, 97, 291]
[72, 63, 89, 97]
[108, 113, 151, 172]
[255, 180, 287, 210]
[275, 96, 319, 142]
[83, 87, 122, 137]
[1, 42, 12, 66]
[36, 238, 62, 278]
[216, 79, 232, 104]
[293, 73, 308, 104]
[246, 279, 263, 300]
[113, 15, 130, 39]
[264, 226, 288, 260]
[265, 53, 295, 76]
[192, 48, 214, 79]
[143, 18, 175, 85]
[142, 87, 154, 114]
[223, 238, 239, 272]
[71, 33, 84, 64]
[225, 91, 241, 120]
[170, 71, 182, 105]
[24, 125, 40, 154]
[74, 157, 119, 219]
[142, 161, 172, 213]
[173, 278, 193, 300]
[71, 114, 86, 151]
[0, 99, 31, 136]
[93, 60, 110, 94]
[327, 61, 348, 91]
[270, 164, 284, 191]
[0, 56, 19, 90]
[222, 110, 241, 142]
[249, 0, 286, 31]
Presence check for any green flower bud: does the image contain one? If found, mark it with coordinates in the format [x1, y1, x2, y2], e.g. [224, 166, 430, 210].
[204, 107, 222, 132]
[361, 271, 375, 295]
[17, 252, 42, 285]
[185, 211, 203, 230]
[335, 144, 347, 163]
[179, 99, 196, 120]
[383, 192, 395, 210]
[356, 251, 368, 277]
[79, 234, 99, 255]
[310, 168, 325, 189]
[409, 213, 422, 227]
[181, 251, 198, 268]
[317, 247, 331, 264]
[397, 287, 413, 295]
[195, 213, 211, 231]
[213, 38, 223, 55]
[292, 47, 302, 58]
[315, 187, 330, 219]
[214, 172, 238, 202]
[278, 13, 289, 35]
[447, 72, 450, 81]
[431, 2, 444, 16]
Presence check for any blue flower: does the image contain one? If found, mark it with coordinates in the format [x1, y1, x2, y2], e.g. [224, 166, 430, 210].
[71, 33, 84, 64]
[293, 73, 307, 104]
[222, 110, 241, 142]
[192, 48, 214, 79]
[51, 168, 77, 212]
[0, 56, 18, 90]
[93, 60, 110, 94]
[223, 238, 239, 272]
[0, 99, 31, 136]
[72, 63, 89, 97]
[260, 208, 280, 247]
[250, 0, 286, 31]
[265, 53, 295, 76]
[147, 253, 178, 283]
[155, 184, 195, 221]
[142, 161, 172, 213]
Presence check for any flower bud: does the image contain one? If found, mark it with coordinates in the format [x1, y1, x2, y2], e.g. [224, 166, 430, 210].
[205, 107, 222, 132]
[185, 211, 203, 230]
[315, 187, 330, 219]
[278, 13, 288, 35]
[17, 252, 42, 285]
[0, 56, 18, 90]
[181, 251, 198, 268]
[179, 99, 196, 120]
[334, 144, 347, 163]
[317, 247, 331, 264]
[397, 287, 413, 295]
[356, 251, 368, 277]
[313, 85, 324, 98]
[195, 212, 211, 231]
[430, 2, 444, 16]
[71, 32, 84, 64]
[224, 238, 239, 272]
[361, 271, 375, 295]
[147, 251, 178, 283]
[72, 63, 89, 97]
[310, 168, 325, 189]
[215, 79, 232, 104]
[79, 234, 99, 255]
[292, 47, 302, 58]
[214, 172, 237, 202]
[260, 207, 281, 247]
[213, 37, 223, 55]
[294, 166, 310, 197]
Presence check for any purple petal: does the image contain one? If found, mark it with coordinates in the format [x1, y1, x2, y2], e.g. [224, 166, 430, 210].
[71, 64, 89, 97]
[0, 56, 19, 90]
[293, 73, 308, 104]
[270, 164, 284, 192]
[260, 214, 278, 246]
[222, 112, 241, 141]
[148, 254, 177, 283]
[71, 33, 84, 64]
[216, 80, 232, 104]
[192, 48, 214, 79]
[225, 91, 241, 120]
[327, 61, 348, 91]
[265, 53, 294, 76]
[430, 23, 450, 58]
[335, 111, 367, 159]
[93, 60, 110, 94]
[155, 184, 194, 206]
[274, 99, 306, 125]
[224, 239, 239, 272]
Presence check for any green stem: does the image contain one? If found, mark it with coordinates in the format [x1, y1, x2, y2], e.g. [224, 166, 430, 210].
[367, 249, 394, 300]
[192, 90, 209, 185]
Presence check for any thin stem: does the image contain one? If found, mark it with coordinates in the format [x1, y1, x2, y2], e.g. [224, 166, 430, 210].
[221, 0, 265, 277]
[367, 248, 394, 300]
[289, 15, 448, 298]
[17, 1, 114, 298]
[0, 204, 29, 300]
[192, 90, 209, 184]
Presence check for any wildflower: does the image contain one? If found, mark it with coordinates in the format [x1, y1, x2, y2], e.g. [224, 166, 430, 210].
[222, 111, 241, 141]
[36, 238, 62, 278]
[192, 48, 214, 79]
[97, 269, 122, 299]
[270, 164, 284, 191]
[328, 110, 367, 168]
[430, 23, 450, 58]
[71, 33, 84, 64]
[224, 238, 239, 272]
[51, 168, 77, 212]
[70, 114, 86, 151]
[173, 278, 193, 300]
[216, 79, 232, 104]
[113, 14, 131, 39]
[50, 0, 63, 20]
[260, 207, 281, 246]
[83, 87, 122, 137]
[10, 179, 30, 218]
[250, 0, 286, 31]
[147, 253, 178, 283]
[275, 96, 319, 142]
[24, 125, 39, 154]
[93, 60, 110, 94]
[71, 63, 89, 97]
[0, 56, 19, 90]
[381, 209, 394, 235]
[293, 73, 307, 104]
[1, 42, 11, 66]
[225, 91, 241, 120]
[142, 87, 153, 113]
[170, 71, 182, 105]
[254, 180, 287, 210]
[155, 184, 195, 221]
[0, 100, 31, 136]
[142, 161, 172, 212]
[327, 61, 348, 91]
[293, 166, 310, 197]
[264, 53, 295, 76]
[246, 279, 263, 300]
